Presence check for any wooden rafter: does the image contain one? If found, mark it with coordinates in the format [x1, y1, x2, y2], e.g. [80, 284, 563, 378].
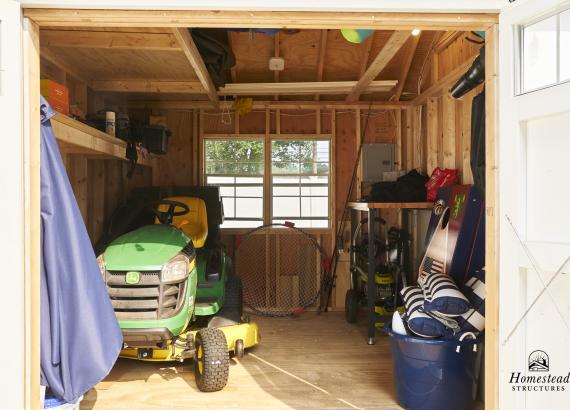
[172, 28, 219, 108]
[394, 34, 421, 101]
[219, 80, 397, 96]
[346, 30, 411, 102]
[25, 9, 499, 31]
[434, 31, 464, 53]
[41, 29, 180, 51]
[315, 29, 328, 101]
[91, 80, 205, 93]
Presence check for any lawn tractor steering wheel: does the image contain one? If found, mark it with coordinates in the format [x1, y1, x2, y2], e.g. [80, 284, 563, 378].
[151, 199, 190, 225]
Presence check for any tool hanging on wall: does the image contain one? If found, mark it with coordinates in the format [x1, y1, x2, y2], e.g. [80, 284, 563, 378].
[319, 102, 375, 313]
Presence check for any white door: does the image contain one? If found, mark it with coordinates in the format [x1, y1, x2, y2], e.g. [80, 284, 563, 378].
[0, 1, 26, 409]
[499, 0, 570, 409]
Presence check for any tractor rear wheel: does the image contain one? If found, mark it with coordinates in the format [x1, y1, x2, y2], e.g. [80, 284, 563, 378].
[194, 328, 230, 392]
[345, 289, 359, 323]
[221, 274, 243, 319]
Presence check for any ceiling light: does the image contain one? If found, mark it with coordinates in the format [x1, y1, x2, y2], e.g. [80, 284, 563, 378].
[412, 29, 421, 36]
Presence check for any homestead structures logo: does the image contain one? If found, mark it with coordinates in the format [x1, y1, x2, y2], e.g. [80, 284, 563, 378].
[529, 350, 549, 372]
[509, 350, 570, 392]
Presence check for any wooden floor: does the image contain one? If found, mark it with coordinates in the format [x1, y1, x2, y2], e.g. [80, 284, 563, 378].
[82, 312, 402, 410]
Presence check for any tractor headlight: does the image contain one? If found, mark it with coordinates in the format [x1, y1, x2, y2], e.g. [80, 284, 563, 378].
[97, 254, 106, 280]
[161, 254, 189, 284]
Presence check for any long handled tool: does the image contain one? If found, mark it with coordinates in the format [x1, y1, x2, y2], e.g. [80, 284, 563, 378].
[319, 103, 375, 313]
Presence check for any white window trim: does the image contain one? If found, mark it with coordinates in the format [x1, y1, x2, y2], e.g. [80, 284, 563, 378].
[202, 135, 333, 232]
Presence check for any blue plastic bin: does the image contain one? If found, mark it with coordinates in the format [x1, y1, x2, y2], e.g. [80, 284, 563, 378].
[385, 325, 483, 410]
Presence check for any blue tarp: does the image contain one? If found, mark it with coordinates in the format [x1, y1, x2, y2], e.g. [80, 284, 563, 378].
[40, 97, 122, 403]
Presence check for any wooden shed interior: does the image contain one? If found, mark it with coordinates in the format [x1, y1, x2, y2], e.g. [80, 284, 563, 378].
[32, 14, 493, 408]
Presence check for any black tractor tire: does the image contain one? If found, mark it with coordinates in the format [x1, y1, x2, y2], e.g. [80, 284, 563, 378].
[345, 289, 359, 324]
[194, 328, 230, 392]
[221, 274, 243, 319]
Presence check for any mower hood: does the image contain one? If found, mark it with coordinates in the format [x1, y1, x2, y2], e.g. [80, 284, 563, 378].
[104, 225, 191, 271]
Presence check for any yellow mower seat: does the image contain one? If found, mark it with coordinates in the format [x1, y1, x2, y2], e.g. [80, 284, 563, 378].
[157, 196, 208, 248]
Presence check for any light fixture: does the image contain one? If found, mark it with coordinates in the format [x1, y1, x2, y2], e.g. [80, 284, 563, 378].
[412, 28, 421, 36]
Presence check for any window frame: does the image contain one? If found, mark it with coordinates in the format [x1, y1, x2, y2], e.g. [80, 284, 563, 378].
[202, 134, 333, 233]
[516, 5, 570, 95]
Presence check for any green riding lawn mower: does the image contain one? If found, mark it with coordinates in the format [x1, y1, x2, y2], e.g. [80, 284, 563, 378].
[95, 186, 259, 392]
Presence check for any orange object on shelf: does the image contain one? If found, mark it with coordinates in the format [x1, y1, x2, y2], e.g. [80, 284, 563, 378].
[40, 79, 69, 115]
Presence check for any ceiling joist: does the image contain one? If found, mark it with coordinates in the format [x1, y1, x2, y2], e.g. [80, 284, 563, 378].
[41, 29, 180, 51]
[40, 47, 91, 85]
[91, 80, 205, 93]
[346, 30, 411, 102]
[218, 80, 398, 96]
[25, 9, 498, 31]
[172, 28, 219, 108]
[127, 100, 409, 111]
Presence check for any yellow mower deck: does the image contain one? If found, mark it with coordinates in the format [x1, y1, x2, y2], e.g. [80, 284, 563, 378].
[119, 322, 260, 362]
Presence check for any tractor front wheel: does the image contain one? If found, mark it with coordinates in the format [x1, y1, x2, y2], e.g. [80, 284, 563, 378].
[194, 328, 230, 392]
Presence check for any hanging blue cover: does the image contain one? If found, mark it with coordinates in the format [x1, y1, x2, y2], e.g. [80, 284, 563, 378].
[40, 97, 122, 403]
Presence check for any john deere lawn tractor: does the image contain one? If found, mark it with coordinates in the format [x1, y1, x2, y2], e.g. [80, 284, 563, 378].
[95, 186, 259, 392]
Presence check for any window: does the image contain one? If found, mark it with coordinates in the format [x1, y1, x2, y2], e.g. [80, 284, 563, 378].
[272, 140, 330, 228]
[519, 7, 570, 94]
[204, 138, 331, 229]
[204, 140, 264, 228]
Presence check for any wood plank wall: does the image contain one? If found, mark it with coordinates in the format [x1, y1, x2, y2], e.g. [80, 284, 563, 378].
[412, 32, 483, 183]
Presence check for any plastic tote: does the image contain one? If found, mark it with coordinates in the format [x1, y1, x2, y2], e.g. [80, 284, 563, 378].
[385, 325, 483, 410]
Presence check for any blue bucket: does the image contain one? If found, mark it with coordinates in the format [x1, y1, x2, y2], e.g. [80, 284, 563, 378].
[385, 325, 483, 410]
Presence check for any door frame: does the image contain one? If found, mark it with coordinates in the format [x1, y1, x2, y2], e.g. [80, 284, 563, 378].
[21, 7, 500, 410]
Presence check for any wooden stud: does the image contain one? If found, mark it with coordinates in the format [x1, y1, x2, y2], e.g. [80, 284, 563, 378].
[41, 29, 180, 50]
[23, 18, 41, 410]
[192, 110, 199, 185]
[198, 110, 205, 184]
[404, 108, 413, 170]
[395, 110, 402, 170]
[484, 23, 499, 410]
[219, 81, 398, 96]
[355, 109, 361, 198]
[426, 97, 439, 173]
[25, 9, 499, 31]
[442, 93, 456, 169]
[331, 109, 337, 230]
[69, 156, 89, 221]
[412, 106, 423, 171]
[91, 80, 205, 93]
[346, 31, 411, 102]
[88, 160, 106, 243]
[394, 34, 421, 101]
[172, 28, 219, 109]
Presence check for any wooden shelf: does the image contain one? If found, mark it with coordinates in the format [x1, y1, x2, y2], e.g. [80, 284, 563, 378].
[50, 113, 153, 167]
[348, 201, 434, 211]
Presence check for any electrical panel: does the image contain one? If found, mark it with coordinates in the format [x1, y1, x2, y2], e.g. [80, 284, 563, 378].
[361, 143, 395, 182]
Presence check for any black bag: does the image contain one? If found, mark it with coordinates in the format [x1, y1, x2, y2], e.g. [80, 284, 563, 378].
[142, 125, 171, 155]
[364, 170, 428, 202]
[190, 29, 236, 88]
